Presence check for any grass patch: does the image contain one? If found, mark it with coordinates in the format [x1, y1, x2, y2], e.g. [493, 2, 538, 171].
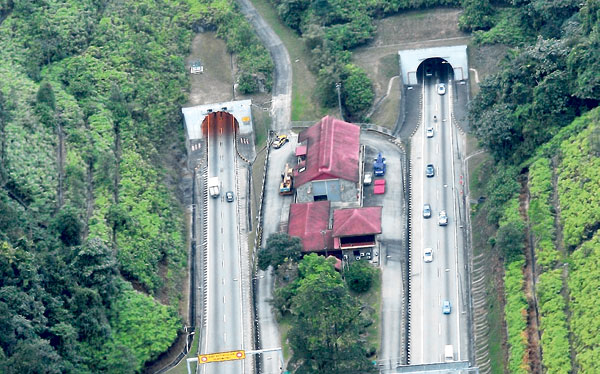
[368, 77, 400, 130]
[251, 106, 272, 147]
[470, 153, 506, 374]
[351, 268, 383, 354]
[277, 313, 293, 363]
[248, 0, 326, 120]
[170, 332, 200, 374]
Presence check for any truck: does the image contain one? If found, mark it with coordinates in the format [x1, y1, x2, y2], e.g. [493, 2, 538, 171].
[208, 177, 220, 198]
[444, 345, 454, 362]
[373, 153, 386, 176]
[280, 163, 293, 195]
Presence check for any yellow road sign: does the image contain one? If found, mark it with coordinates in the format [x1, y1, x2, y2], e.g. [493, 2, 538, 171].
[198, 350, 246, 364]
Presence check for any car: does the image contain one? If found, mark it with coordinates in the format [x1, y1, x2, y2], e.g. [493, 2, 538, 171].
[225, 191, 234, 202]
[438, 210, 448, 226]
[424, 248, 433, 263]
[442, 300, 451, 314]
[363, 172, 373, 186]
[272, 135, 288, 149]
[437, 83, 446, 95]
[426, 164, 435, 177]
[423, 203, 432, 218]
[426, 127, 434, 138]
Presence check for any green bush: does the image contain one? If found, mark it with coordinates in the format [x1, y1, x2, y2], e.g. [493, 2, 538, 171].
[557, 115, 600, 249]
[344, 260, 377, 293]
[504, 256, 528, 374]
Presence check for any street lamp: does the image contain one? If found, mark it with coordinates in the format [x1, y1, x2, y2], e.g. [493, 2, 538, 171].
[320, 229, 328, 257]
[335, 82, 343, 121]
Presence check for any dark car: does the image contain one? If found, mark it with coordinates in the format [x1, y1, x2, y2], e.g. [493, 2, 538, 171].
[225, 191, 234, 202]
[426, 164, 435, 177]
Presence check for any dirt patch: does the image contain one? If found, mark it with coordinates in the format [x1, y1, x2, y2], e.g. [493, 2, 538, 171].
[519, 177, 543, 374]
[185, 33, 234, 106]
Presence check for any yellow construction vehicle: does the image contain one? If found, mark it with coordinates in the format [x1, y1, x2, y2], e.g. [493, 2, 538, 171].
[279, 163, 293, 195]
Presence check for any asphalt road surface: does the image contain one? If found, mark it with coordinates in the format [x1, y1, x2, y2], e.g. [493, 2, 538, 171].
[203, 118, 244, 374]
[409, 70, 468, 364]
[235, 1, 293, 372]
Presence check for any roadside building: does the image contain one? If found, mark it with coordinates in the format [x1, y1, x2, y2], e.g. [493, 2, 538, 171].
[333, 207, 382, 262]
[294, 116, 361, 206]
[287, 201, 335, 255]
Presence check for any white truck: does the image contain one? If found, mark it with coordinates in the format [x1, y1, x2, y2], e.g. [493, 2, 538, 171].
[444, 344, 454, 362]
[208, 177, 220, 198]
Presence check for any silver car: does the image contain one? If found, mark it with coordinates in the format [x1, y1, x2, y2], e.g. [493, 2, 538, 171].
[424, 248, 433, 263]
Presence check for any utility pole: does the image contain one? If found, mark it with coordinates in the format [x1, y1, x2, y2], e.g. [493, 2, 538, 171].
[335, 82, 343, 121]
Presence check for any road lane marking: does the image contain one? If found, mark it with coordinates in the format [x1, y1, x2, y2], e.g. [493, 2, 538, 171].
[224, 333, 227, 342]
[439, 323, 442, 335]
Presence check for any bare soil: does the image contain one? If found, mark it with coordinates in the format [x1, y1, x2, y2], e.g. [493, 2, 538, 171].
[519, 177, 543, 374]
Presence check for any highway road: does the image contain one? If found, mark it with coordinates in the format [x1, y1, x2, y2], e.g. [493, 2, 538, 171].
[408, 67, 468, 364]
[203, 115, 244, 374]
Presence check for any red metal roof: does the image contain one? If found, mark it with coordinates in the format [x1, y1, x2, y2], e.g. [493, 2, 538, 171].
[288, 201, 334, 253]
[295, 145, 307, 157]
[374, 179, 386, 194]
[332, 207, 383, 237]
[294, 116, 360, 187]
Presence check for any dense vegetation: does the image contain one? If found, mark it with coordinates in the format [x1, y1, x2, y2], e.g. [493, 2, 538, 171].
[0, 0, 273, 372]
[268, 0, 460, 119]
[261, 234, 376, 373]
[463, 0, 599, 372]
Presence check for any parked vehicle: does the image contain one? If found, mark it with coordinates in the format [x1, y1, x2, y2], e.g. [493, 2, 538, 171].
[363, 172, 373, 186]
[373, 153, 386, 176]
[373, 179, 386, 194]
[273, 135, 289, 149]
[280, 163, 294, 195]
[208, 177, 220, 198]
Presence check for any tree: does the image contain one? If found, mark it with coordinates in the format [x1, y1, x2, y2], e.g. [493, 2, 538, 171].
[258, 233, 302, 271]
[344, 261, 376, 293]
[459, 0, 495, 31]
[289, 255, 376, 373]
[495, 220, 525, 261]
[341, 64, 374, 119]
[53, 206, 82, 247]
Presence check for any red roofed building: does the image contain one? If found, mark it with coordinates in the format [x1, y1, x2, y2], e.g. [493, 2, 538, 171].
[288, 201, 335, 254]
[333, 207, 382, 261]
[294, 116, 361, 205]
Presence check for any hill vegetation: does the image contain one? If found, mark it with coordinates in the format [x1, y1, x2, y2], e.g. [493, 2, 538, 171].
[463, 0, 599, 371]
[0, 0, 272, 372]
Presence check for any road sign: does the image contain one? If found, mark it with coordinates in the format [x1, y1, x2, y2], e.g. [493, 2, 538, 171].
[198, 350, 246, 364]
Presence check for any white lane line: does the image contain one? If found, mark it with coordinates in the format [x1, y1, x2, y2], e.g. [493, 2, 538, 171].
[224, 333, 227, 342]
[223, 296, 225, 303]
[222, 260, 224, 268]
[439, 323, 442, 335]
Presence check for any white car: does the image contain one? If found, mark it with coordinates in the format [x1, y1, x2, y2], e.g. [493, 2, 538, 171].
[363, 172, 373, 186]
[438, 83, 446, 95]
[426, 127, 434, 138]
[424, 248, 433, 263]
[439, 210, 448, 226]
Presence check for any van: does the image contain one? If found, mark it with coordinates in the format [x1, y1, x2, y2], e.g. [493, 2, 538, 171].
[444, 345, 454, 362]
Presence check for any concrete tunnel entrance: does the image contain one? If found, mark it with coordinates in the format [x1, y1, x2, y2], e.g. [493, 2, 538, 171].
[201, 111, 239, 137]
[416, 57, 454, 83]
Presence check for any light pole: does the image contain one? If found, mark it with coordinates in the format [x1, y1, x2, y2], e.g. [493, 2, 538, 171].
[320, 229, 328, 257]
[335, 82, 343, 121]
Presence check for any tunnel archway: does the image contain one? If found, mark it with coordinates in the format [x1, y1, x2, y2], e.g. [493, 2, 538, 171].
[398, 45, 468, 85]
[201, 111, 239, 137]
[416, 57, 454, 83]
